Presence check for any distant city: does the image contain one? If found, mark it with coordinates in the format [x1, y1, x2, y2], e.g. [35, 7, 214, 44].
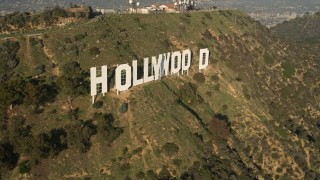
[0, 0, 319, 27]
[205, 0, 320, 27]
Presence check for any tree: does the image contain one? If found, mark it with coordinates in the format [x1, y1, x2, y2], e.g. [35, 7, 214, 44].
[22, 78, 58, 106]
[57, 61, 89, 104]
[0, 141, 19, 176]
[41, 10, 55, 25]
[65, 120, 96, 153]
[0, 40, 20, 75]
[7, 116, 33, 154]
[33, 128, 67, 158]
[95, 113, 123, 145]
[0, 77, 25, 110]
[7, 12, 28, 28]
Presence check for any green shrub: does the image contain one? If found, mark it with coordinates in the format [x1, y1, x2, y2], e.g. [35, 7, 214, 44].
[197, 42, 208, 48]
[93, 101, 103, 108]
[146, 170, 157, 180]
[263, 52, 274, 65]
[19, 161, 31, 174]
[158, 166, 171, 179]
[65, 120, 97, 153]
[193, 73, 205, 83]
[96, 113, 124, 145]
[281, 61, 295, 78]
[78, 43, 87, 52]
[120, 163, 131, 172]
[204, 12, 213, 19]
[67, 44, 79, 56]
[132, 147, 143, 155]
[34, 64, 46, 75]
[52, 6, 67, 17]
[162, 142, 179, 156]
[235, 76, 242, 82]
[0, 41, 20, 74]
[74, 33, 86, 42]
[178, 83, 203, 104]
[203, 29, 213, 39]
[214, 84, 220, 91]
[173, 159, 182, 167]
[89, 47, 100, 56]
[136, 171, 145, 179]
[133, 17, 140, 22]
[64, 37, 72, 44]
[57, 61, 89, 100]
[180, 16, 191, 24]
[211, 75, 219, 82]
[68, 108, 79, 121]
[33, 128, 68, 158]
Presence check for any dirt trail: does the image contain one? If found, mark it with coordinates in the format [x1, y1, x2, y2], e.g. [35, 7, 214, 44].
[125, 106, 138, 145]
[302, 141, 311, 169]
[25, 36, 35, 68]
[42, 41, 60, 76]
[125, 105, 150, 169]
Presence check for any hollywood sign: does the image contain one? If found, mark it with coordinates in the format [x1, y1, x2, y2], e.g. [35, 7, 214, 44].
[90, 48, 210, 103]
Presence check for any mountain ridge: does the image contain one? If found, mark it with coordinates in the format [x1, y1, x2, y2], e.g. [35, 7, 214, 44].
[271, 11, 320, 43]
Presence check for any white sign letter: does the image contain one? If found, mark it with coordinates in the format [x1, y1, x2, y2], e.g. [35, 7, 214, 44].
[199, 48, 209, 72]
[182, 49, 191, 75]
[115, 64, 132, 94]
[144, 57, 155, 83]
[160, 52, 171, 79]
[152, 54, 163, 80]
[90, 66, 108, 104]
[132, 60, 143, 86]
[171, 51, 181, 75]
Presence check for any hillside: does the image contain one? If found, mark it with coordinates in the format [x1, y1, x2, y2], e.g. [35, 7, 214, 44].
[271, 12, 320, 43]
[0, 10, 319, 179]
[0, 6, 94, 34]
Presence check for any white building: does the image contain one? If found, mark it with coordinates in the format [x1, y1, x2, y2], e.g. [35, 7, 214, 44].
[128, 7, 150, 14]
[96, 8, 116, 14]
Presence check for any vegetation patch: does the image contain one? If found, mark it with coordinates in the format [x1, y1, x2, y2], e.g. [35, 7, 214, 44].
[281, 61, 295, 78]
[93, 100, 103, 108]
[193, 73, 206, 83]
[263, 52, 274, 65]
[162, 142, 179, 157]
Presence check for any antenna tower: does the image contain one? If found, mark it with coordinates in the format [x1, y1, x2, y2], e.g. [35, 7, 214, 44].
[129, 0, 140, 13]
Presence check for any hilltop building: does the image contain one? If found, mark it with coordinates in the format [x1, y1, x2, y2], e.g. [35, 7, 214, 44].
[96, 8, 116, 14]
[159, 4, 177, 12]
[126, 0, 196, 14]
[128, 7, 150, 14]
